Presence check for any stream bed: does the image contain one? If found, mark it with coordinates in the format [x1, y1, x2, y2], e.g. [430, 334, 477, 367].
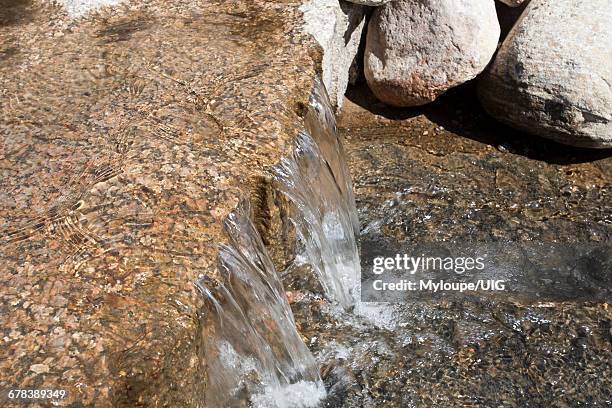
[289, 83, 611, 407]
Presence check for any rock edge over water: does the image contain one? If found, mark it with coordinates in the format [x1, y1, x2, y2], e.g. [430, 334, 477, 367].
[0, 0, 324, 405]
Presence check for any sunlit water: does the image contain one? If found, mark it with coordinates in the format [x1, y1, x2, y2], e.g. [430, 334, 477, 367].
[196, 201, 324, 408]
[194, 74, 611, 407]
[274, 79, 361, 309]
[196, 79, 363, 407]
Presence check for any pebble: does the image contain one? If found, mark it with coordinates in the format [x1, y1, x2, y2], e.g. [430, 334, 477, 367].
[30, 364, 50, 374]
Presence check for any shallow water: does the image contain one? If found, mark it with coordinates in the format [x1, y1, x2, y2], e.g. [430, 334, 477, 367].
[288, 83, 611, 407]
[0, 1, 323, 406]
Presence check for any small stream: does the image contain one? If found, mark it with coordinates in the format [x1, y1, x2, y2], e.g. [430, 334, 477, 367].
[198, 79, 361, 407]
[200, 80, 611, 407]
[298, 83, 611, 407]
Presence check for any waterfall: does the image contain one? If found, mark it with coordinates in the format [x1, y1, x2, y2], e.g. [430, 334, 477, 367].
[196, 201, 325, 408]
[274, 78, 361, 309]
[197, 79, 360, 407]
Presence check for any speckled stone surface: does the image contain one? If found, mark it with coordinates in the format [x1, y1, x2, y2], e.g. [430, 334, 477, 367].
[0, 1, 320, 406]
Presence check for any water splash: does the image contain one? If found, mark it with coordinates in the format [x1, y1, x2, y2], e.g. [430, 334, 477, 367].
[274, 78, 361, 309]
[196, 201, 324, 408]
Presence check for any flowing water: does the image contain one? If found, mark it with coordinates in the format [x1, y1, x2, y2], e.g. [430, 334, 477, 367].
[274, 78, 361, 310]
[197, 79, 362, 407]
[198, 78, 610, 407]
[196, 201, 325, 408]
[297, 83, 611, 407]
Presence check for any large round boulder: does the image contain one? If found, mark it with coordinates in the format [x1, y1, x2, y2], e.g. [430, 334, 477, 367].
[364, 0, 500, 107]
[479, 0, 612, 148]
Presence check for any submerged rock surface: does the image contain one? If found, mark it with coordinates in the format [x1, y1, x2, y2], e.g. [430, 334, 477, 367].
[365, 0, 500, 107]
[479, 0, 612, 148]
[0, 0, 324, 405]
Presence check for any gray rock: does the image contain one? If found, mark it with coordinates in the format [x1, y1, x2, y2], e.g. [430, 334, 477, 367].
[301, 0, 366, 109]
[344, 0, 393, 5]
[364, 0, 500, 107]
[479, 0, 612, 148]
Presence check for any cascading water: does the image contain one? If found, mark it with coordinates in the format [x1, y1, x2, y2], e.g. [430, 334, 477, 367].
[303, 78, 360, 240]
[197, 79, 362, 407]
[196, 58, 612, 408]
[275, 79, 397, 327]
[196, 201, 325, 408]
[274, 78, 361, 309]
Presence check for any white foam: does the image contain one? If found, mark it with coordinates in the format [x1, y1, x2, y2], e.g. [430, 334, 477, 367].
[316, 340, 352, 361]
[351, 282, 401, 331]
[251, 381, 326, 408]
[53, 0, 124, 18]
[354, 302, 400, 330]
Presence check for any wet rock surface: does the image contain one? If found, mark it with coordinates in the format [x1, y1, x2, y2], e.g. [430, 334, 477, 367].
[289, 83, 611, 407]
[479, 0, 612, 148]
[345, 84, 611, 245]
[0, 0, 321, 406]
